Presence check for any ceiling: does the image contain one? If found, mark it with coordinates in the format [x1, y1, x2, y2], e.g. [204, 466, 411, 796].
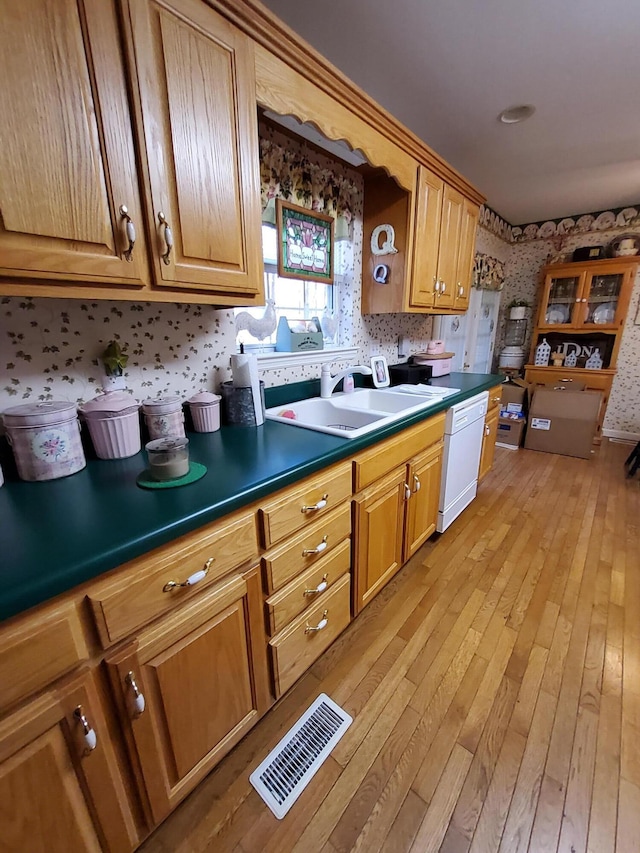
[259, 0, 640, 225]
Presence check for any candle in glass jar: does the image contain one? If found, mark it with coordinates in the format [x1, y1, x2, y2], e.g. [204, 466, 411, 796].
[145, 436, 190, 481]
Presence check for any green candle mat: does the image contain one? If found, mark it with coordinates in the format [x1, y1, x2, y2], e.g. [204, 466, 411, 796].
[137, 462, 207, 489]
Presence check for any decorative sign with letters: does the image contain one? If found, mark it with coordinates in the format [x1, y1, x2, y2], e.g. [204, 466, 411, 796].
[276, 199, 334, 284]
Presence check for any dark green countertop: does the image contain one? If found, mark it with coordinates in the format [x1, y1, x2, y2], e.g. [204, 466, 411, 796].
[0, 373, 502, 622]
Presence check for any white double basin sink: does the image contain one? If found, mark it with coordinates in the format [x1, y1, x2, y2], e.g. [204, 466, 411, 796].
[265, 385, 461, 439]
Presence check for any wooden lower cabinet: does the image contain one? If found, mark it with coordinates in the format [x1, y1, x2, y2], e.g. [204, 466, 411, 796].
[404, 442, 443, 559]
[106, 567, 270, 825]
[353, 466, 407, 614]
[0, 669, 139, 853]
[478, 384, 502, 482]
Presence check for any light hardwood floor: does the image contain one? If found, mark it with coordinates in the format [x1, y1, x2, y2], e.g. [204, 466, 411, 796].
[139, 439, 640, 853]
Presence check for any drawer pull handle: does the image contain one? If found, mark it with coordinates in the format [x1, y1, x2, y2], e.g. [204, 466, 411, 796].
[485, 424, 491, 436]
[125, 671, 146, 718]
[305, 610, 328, 634]
[404, 482, 411, 501]
[304, 574, 329, 596]
[413, 474, 421, 493]
[492, 396, 501, 403]
[163, 557, 213, 592]
[74, 706, 97, 755]
[302, 535, 328, 557]
[458, 283, 464, 297]
[158, 211, 173, 265]
[440, 280, 446, 293]
[301, 494, 328, 513]
[434, 279, 440, 293]
[119, 205, 136, 262]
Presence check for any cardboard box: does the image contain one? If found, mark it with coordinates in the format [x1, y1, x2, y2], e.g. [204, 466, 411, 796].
[496, 415, 525, 450]
[524, 388, 602, 459]
[500, 378, 529, 416]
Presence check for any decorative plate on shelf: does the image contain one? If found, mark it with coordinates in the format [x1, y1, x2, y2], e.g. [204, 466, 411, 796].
[592, 302, 616, 324]
[545, 305, 569, 324]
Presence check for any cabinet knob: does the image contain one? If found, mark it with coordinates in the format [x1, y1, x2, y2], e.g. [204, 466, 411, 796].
[119, 205, 136, 262]
[485, 424, 490, 436]
[163, 557, 213, 592]
[301, 494, 328, 513]
[125, 671, 146, 718]
[302, 535, 328, 557]
[304, 574, 329, 597]
[74, 706, 97, 755]
[305, 610, 328, 634]
[157, 211, 173, 265]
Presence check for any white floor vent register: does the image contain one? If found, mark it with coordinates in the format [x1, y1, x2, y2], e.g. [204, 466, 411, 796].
[249, 693, 352, 819]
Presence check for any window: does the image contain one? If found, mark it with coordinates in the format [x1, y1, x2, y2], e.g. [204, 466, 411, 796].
[235, 226, 337, 350]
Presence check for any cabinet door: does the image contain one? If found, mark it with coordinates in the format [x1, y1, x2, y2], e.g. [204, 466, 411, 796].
[353, 467, 406, 615]
[0, 671, 139, 853]
[107, 569, 269, 824]
[125, 0, 263, 298]
[409, 165, 443, 308]
[538, 271, 585, 328]
[453, 199, 479, 311]
[403, 442, 443, 560]
[434, 184, 464, 308]
[0, 0, 150, 287]
[479, 408, 499, 482]
[580, 266, 631, 329]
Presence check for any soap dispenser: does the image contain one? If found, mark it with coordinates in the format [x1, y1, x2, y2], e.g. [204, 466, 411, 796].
[343, 374, 355, 393]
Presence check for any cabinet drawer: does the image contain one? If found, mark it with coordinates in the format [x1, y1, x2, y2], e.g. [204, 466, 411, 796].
[269, 573, 351, 697]
[259, 462, 352, 548]
[265, 538, 351, 635]
[261, 502, 351, 594]
[353, 412, 445, 491]
[487, 384, 503, 415]
[88, 508, 258, 646]
[0, 601, 88, 713]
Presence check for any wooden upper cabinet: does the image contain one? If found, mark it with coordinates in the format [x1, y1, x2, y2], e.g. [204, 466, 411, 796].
[409, 165, 477, 313]
[434, 184, 464, 308]
[124, 0, 264, 296]
[0, 0, 150, 287]
[453, 198, 479, 311]
[409, 166, 444, 308]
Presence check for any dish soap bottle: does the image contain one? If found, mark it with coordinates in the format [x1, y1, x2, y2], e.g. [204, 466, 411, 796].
[343, 374, 355, 393]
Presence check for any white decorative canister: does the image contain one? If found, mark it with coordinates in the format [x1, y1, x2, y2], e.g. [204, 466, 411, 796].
[2, 401, 86, 481]
[187, 391, 221, 433]
[534, 338, 551, 366]
[80, 390, 141, 459]
[142, 396, 185, 440]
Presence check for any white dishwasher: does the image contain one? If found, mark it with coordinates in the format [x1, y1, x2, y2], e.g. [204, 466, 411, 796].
[437, 390, 489, 532]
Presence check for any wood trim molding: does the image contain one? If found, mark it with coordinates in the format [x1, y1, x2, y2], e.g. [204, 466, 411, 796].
[205, 0, 486, 205]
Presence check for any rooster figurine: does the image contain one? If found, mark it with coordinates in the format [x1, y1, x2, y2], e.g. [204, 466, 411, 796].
[235, 299, 277, 342]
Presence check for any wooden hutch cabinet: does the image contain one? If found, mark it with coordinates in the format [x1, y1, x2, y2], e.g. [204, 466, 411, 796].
[524, 258, 639, 440]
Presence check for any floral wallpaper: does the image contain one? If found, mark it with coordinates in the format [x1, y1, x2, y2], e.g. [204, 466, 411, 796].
[0, 125, 435, 420]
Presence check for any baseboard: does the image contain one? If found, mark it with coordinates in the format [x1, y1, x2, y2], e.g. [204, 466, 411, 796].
[602, 428, 640, 444]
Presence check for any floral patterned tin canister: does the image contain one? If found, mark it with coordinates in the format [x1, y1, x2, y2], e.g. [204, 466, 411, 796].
[142, 396, 185, 440]
[2, 401, 86, 482]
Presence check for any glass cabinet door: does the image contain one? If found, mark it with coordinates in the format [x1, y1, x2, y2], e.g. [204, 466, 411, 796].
[543, 275, 581, 326]
[582, 272, 624, 326]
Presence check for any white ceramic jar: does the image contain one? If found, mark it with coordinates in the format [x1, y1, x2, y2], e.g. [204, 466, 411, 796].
[80, 391, 141, 459]
[142, 396, 185, 440]
[187, 391, 221, 433]
[2, 401, 86, 481]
